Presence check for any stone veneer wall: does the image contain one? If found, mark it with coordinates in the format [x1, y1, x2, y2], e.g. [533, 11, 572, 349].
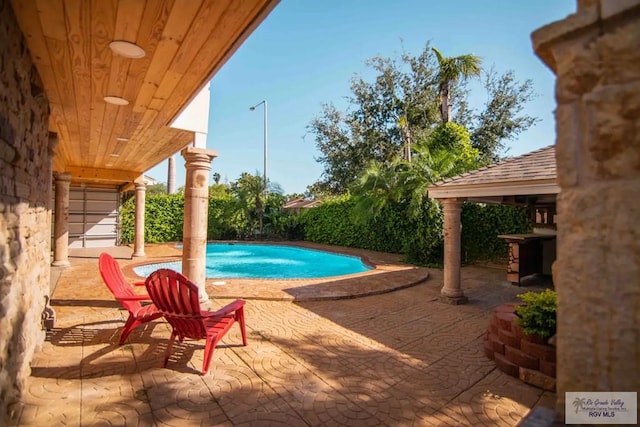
[0, 0, 52, 422]
[532, 0, 640, 418]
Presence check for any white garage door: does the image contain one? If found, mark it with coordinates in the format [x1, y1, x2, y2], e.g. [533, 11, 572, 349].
[67, 188, 120, 248]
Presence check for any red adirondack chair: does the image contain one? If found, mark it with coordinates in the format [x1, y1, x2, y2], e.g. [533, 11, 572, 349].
[98, 253, 163, 345]
[144, 268, 247, 374]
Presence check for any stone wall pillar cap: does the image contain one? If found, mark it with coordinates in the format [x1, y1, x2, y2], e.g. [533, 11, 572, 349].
[532, 1, 640, 72]
[54, 172, 72, 181]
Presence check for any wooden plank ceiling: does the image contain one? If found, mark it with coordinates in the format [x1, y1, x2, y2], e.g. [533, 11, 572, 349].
[11, 0, 278, 186]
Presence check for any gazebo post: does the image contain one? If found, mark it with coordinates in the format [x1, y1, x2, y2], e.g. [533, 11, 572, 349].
[439, 198, 468, 304]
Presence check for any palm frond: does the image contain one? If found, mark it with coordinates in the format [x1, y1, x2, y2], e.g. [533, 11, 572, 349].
[453, 55, 482, 80]
[431, 47, 445, 65]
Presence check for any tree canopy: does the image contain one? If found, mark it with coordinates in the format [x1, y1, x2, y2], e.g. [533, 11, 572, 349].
[146, 183, 168, 196]
[307, 43, 538, 195]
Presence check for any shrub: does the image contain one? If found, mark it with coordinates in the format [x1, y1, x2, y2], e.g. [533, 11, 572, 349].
[515, 289, 557, 339]
[426, 122, 482, 175]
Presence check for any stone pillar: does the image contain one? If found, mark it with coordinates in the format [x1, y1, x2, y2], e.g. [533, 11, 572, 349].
[532, 0, 640, 418]
[440, 198, 467, 304]
[181, 147, 217, 303]
[132, 181, 146, 258]
[47, 132, 58, 256]
[51, 172, 71, 267]
[44, 133, 58, 327]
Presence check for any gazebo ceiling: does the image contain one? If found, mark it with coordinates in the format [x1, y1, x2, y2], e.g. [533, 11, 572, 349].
[427, 145, 559, 202]
[11, 0, 279, 185]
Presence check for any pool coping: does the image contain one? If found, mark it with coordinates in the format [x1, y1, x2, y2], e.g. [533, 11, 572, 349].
[121, 241, 430, 302]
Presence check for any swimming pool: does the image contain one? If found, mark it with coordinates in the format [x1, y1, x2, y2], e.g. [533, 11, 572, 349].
[133, 243, 372, 279]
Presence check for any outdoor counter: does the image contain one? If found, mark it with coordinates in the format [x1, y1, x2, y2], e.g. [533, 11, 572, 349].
[498, 233, 556, 285]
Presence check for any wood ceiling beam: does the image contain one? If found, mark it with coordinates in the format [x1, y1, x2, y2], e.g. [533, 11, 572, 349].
[66, 166, 140, 184]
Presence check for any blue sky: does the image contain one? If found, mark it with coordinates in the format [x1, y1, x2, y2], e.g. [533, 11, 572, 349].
[147, 0, 575, 194]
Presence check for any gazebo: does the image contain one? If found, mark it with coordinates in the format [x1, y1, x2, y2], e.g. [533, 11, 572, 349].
[427, 145, 559, 303]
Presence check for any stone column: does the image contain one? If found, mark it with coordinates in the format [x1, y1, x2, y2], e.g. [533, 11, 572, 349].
[181, 147, 217, 303]
[51, 172, 72, 267]
[44, 133, 59, 327]
[440, 198, 467, 304]
[47, 132, 58, 251]
[132, 181, 146, 258]
[532, 0, 640, 419]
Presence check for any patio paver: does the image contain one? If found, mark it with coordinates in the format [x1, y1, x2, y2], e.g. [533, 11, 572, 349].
[9, 244, 555, 426]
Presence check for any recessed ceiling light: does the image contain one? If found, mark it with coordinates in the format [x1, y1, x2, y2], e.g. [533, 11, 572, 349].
[116, 137, 129, 142]
[104, 96, 129, 106]
[109, 40, 146, 59]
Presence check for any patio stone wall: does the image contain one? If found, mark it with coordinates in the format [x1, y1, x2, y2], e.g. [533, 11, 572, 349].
[484, 303, 556, 392]
[0, 0, 52, 422]
[532, 0, 640, 419]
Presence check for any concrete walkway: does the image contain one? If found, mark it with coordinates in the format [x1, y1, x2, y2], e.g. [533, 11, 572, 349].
[10, 244, 555, 426]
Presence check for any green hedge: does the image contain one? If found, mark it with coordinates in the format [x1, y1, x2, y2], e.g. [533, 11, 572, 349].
[461, 203, 531, 263]
[120, 194, 184, 243]
[120, 194, 239, 243]
[298, 196, 444, 265]
[120, 194, 530, 265]
[207, 197, 240, 240]
[298, 196, 530, 265]
[298, 196, 368, 248]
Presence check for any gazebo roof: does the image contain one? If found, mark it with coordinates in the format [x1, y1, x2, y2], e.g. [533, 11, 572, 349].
[427, 145, 558, 200]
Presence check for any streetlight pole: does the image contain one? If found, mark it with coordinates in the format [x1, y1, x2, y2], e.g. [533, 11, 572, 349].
[249, 100, 268, 195]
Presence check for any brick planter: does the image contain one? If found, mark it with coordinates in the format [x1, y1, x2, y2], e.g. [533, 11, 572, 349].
[484, 303, 556, 391]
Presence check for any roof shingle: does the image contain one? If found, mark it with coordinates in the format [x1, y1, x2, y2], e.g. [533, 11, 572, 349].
[430, 145, 556, 188]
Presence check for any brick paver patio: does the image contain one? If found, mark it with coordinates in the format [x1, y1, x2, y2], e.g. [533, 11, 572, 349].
[9, 243, 555, 426]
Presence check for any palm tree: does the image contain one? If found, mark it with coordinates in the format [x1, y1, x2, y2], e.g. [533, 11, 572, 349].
[351, 146, 457, 222]
[432, 47, 482, 123]
[351, 159, 405, 222]
[230, 172, 265, 238]
[398, 115, 412, 162]
[410, 145, 457, 184]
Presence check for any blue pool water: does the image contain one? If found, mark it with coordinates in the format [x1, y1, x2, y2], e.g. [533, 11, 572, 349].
[133, 243, 372, 279]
